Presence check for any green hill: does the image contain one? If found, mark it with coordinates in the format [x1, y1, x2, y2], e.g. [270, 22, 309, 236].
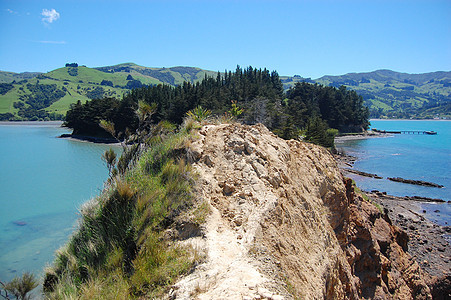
[281, 70, 451, 119]
[2, 65, 449, 121]
[0, 71, 42, 83]
[0, 63, 217, 121]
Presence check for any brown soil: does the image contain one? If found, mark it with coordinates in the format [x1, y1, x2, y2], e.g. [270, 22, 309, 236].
[169, 123, 436, 299]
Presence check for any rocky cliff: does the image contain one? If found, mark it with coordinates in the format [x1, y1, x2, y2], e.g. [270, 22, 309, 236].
[169, 123, 432, 299]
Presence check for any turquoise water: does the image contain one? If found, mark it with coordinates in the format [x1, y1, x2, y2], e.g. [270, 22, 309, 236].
[0, 123, 116, 282]
[336, 120, 450, 225]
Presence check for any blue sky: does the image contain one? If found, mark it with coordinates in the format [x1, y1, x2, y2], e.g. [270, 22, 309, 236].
[0, 0, 450, 78]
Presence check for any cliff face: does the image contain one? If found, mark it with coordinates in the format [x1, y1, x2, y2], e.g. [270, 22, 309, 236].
[170, 123, 432, 299]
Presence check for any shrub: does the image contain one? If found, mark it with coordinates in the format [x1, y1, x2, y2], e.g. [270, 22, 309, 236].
[185, 106, 211, 123]
[1, 272, 38, 300]
[44, 124, 201, 299]
[304, 115, 338, 149]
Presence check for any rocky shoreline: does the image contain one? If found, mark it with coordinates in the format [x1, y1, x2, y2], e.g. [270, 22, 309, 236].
[334, 152, 450, 297]
[387, 177, 445, 188]
[335, 151, 445, 189]
[368, 191, 451, 298]
[58, 133, 119, 144]
[366, 192, 450, 275]
[343, 168, 383, 179]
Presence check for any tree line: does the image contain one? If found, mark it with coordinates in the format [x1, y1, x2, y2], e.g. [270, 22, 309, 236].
[64, 66, 369, 147]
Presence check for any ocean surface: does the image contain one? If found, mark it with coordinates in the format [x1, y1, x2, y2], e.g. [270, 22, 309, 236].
[336, 120, 450, 226]
[0, 122, 117, 282]
[1, 120, 449, 285]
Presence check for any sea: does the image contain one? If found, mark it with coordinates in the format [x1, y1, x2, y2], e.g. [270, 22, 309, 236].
[0, 122, 117, 283]
[336, 119, 450, 226]
[0, 120, 449, 286]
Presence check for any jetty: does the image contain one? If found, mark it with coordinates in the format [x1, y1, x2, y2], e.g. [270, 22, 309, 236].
[372, 129, 437, 135]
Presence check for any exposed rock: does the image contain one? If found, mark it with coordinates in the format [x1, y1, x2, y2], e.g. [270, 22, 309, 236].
[405, 196, 446, 203]
[343, 168, 383, 179]
[387, 177, 444, 188]
[170, 123, 433, 299]
[367, 191, 451, 299]
[429, 275, 451, 300]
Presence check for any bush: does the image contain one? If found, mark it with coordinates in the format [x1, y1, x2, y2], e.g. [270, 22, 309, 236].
[44, 126, 200, 299]
[1, 272, 38, 300]
[304, 115, 338, 149]
[0, 83, 14, 95]
[67, 67, 78, 76]
[185, 106, 211, 123]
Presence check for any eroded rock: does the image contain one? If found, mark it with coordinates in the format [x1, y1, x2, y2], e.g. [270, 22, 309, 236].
[171, 123, 433, 299]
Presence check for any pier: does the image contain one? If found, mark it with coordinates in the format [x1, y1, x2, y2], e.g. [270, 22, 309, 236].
[372, 129, 437, 135]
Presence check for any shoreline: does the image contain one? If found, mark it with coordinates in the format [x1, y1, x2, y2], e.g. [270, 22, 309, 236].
[0, 121, 122, 146]
[367, 191, 450, 281]
[58, 133, 120, 145]
[370, 118, 450, 122]
[334, 153, 450, 282]
[0, 121, 64, 127]
[335, 131, 392, 142]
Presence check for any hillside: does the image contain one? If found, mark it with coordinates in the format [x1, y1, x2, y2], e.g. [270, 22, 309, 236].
[43, 121, 436, 299]
[0, 63, 216, 120]
[0, 71, 42, 83]
[2, 65, 449, 121]
[281, 70, 451, 119]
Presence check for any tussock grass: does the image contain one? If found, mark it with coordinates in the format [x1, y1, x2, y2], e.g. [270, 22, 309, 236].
[351, 179, 384, 213]
[44, 125, 205, 299]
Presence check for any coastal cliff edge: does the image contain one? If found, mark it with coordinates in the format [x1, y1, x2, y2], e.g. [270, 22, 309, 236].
[167, 123, 433, 299]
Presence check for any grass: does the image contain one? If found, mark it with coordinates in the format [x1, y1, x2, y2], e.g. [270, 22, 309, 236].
[47, 67, 129, 87]
[351, 179, 384, 213]
[282, 71, 451, 119]
[43, 123, 207, 299]
[0, 64, 217, 117]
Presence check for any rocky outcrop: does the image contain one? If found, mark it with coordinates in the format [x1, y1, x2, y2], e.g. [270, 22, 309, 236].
[343, 183, 431, 299]
[387, 177, 444, 188]
[170, 123, 432, 299]
[343, 168, 383, 179]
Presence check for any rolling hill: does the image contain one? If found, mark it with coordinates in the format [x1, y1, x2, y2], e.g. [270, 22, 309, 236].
[1, 64, 449, 120]
[281, 70, 451, 119]
[0, 63, 217, 120]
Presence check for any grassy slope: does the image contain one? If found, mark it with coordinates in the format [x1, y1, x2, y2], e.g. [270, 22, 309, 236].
[282, 70, 451, 118]
[0, 71, 42, 83]
[4, 66, 449, 119]
[44, 121, 206, 298]
[0, 64, 217, 118]
[47, 66, 129, 86]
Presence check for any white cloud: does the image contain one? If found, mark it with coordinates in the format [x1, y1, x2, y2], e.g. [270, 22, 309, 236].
[41, 8, 60, 23]
[6, 8, 17, 14]
[38, 40, 66, 44]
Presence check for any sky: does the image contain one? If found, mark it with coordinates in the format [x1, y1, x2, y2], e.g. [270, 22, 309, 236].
[0, 0, 450, 79]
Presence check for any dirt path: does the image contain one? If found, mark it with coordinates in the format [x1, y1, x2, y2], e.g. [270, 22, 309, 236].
[171, 124, 287, 300]
[173, 205, 283, 299]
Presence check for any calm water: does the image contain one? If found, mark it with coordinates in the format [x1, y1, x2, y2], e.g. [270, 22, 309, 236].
[336, 120, 450, 225]
[0, 123, 116, 282]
